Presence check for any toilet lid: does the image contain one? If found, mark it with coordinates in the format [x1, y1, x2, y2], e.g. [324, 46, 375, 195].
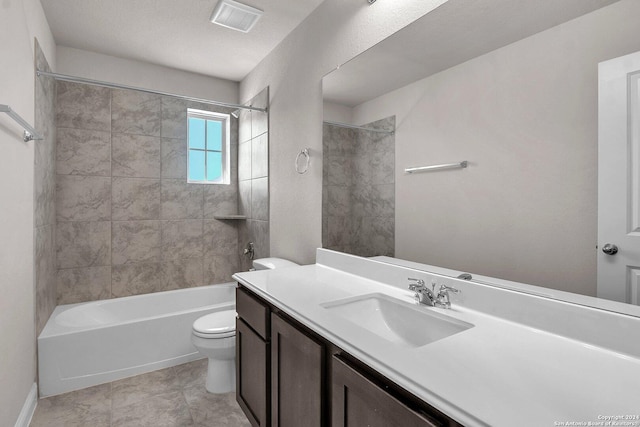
[193, 310, 236, 338]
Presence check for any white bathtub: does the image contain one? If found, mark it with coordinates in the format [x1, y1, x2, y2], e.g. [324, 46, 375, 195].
[38, 283, 236, 397]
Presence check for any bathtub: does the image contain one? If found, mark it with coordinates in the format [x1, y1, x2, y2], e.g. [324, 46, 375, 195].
[38, 283, 236, 397]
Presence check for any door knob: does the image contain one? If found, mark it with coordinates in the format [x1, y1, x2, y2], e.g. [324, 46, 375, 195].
[602, 243, 619, 255]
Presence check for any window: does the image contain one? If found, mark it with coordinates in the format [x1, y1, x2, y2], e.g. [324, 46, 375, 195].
[187, 109, 230, 184]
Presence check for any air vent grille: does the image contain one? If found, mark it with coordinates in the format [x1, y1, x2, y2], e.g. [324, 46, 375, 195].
[210, 0, 263, 33]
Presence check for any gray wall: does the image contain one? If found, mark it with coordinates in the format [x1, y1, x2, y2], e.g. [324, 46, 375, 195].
[0, 0, 56, 422]
[54, 81, 241, 304]
[322, 116, 395, 257]
[240, 0, 445, 265]
[351, 0, 640, 296]
[238, 88, 270, 270]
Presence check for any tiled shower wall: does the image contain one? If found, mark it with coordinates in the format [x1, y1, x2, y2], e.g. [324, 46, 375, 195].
[238, 88, 269, 271]
[322, 116, 395, 257]
[34, 39, 57, 335]
[54, 81, 242, 304]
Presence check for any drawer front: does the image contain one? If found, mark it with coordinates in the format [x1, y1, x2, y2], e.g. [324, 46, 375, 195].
[332, 356, 441, 427]
[236, 286, 270, 340]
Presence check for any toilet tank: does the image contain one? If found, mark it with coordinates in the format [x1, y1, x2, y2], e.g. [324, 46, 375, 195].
[252, 257, 299, 270]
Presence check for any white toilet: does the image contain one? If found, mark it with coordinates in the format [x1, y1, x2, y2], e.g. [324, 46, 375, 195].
[191, 257, 299, 393]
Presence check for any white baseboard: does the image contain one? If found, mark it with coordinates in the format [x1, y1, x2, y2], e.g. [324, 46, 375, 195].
[14, 383, 37, 427]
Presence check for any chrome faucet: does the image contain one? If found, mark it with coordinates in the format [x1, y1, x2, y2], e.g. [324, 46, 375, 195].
[408, 278, 460, 309]
[434, 284, 460, 309]
[408, 278, 436, 306]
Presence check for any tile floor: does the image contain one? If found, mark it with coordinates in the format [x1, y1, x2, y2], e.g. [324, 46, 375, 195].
[30, 359, 251, 427]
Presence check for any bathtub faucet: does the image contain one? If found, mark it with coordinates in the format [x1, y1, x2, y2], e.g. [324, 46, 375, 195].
[243, 242, 254, 260]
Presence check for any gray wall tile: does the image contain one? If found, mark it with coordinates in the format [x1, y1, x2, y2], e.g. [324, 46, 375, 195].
[112, 89, 161, 136]
[322, 116, 395, 257]
[204, 254, 239, 285]
[238, 141, 252, 181]
[57, 221, 111, 269]
[34, 41, 57, 335]
[56, 81, 111, 131]
[248, 220, 269, 260]
[161, 220, 203, 260]
[251, 134, 268, 179]
[161, 138, 187, 179]
[35, 225, 56, 333]
[57, 266, 111, 304]
[112, 263, 162, 297]
[251, 177, 268, 221]
[56, 175, 111, 222]
[53, 82, 245, 303]
[161, 179, 204, 220]
[112, 133, 161, 178]
[112, 178, 161, 220]
[161, 258, 204, 290]
[35, 162, 56, 228]
[57, 128, 111, 176]
[238, 109, 251, 143]
[112, 221, 162, 265]
[204, 184, 238, 218]
[161, 97, 188, 139]
[238, 180, 251, 217]
[203, 220, 238, 257]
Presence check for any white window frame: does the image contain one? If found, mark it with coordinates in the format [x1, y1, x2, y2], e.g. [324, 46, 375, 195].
[187, 108, 231, 185]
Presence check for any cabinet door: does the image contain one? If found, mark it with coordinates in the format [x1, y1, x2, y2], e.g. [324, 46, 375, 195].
[237, 318, 269, 427]
[271, 313, 324, 427]
[332, 356, 441, 427]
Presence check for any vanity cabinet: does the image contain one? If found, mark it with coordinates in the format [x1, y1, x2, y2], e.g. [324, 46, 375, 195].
[271, 313, 324, 427]
[236, 285, 461, 427]
[236, 288, 270, 427]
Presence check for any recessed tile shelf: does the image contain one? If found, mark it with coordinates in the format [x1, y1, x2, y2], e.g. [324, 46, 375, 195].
[213, 215, 247, 220]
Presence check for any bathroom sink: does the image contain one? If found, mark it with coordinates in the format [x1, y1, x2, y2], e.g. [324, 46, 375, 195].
[321, 293, 473, 348]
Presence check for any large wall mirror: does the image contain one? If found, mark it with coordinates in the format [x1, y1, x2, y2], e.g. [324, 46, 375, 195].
[322, 0, 640, 315]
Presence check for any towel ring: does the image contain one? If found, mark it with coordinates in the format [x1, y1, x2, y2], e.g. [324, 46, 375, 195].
[295, 148, 310, 174]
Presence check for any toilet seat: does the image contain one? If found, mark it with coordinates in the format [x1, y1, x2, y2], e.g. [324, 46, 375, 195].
[193, 310, 236, 339]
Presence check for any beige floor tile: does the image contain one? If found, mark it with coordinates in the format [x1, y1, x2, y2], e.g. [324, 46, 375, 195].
[183, 387, 250, 427]
[111, 366, 182, 409]
[30, 383, 111, 427]
[172, 358, 207, 389]
[111, 390, 194, 427]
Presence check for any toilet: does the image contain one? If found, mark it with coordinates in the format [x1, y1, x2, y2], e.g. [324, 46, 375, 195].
[191, 257, 299, 393]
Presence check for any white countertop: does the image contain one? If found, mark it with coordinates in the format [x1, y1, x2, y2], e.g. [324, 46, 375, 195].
[234, 250, 640, 427]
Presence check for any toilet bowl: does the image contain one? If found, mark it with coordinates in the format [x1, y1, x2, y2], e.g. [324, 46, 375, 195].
[191, 310, 236, 393]
[191, 257, 299, 393]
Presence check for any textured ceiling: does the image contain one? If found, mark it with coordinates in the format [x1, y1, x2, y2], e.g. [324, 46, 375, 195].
[40, 0, 325, 82]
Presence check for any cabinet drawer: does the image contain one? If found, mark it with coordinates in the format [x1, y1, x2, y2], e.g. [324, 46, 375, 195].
[236, 286, 270, 340]
[332, 355, 441, 427]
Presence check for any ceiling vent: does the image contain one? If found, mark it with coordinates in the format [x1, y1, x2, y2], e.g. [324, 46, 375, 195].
[210, 0, 263, 33]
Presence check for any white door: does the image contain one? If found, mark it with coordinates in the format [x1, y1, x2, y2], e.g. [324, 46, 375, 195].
[598, 51, 640, 305]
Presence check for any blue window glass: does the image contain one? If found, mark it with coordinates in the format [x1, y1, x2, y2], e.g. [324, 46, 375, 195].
[187, 110, 228, 184]
[206, 152, 222, 181]
[207, 120, 222, 151]
[188, 150, 205, 181]
[188, 117, 206, 149]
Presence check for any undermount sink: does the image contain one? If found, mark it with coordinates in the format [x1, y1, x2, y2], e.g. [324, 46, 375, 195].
[321, 293, 473, 348]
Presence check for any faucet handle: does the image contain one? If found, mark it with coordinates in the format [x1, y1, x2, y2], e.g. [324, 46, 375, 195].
[408, 278, 425, 291]
[439, 284, 460, 294]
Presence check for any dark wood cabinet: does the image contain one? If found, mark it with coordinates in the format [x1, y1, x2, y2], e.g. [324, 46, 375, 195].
[331, 355, 441, 427]
[236, 318, 269, 427]
[271, 313, 324, 427]
[235, 285, 462, 427]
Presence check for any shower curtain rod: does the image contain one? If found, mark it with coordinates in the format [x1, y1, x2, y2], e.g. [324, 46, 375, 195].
[323, 120, 394, 134]
[36, 70, 267, 113]
[0, 104, 43, 142]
